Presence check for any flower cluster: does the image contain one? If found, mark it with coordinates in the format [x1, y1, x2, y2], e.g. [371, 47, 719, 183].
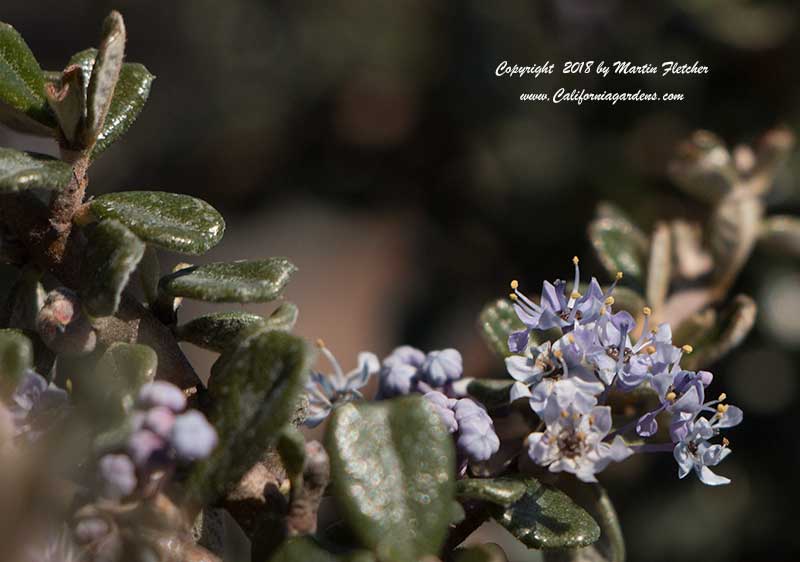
[97, 381, 217, 500]
[507, 258, 742, 485]
[302, 342, 500, 462]
[4, 369, 69, 443]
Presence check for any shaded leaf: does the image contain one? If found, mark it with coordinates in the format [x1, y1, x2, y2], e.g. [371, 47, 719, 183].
[479, 298, 526, 357]
[81, 220, 145, 317]
[588, 215, 647, 288]
[708, 192, 762, 294]
[44, 65, 85, 144]
[490, 477, 600, 550]
[177, 312, 269, 353]
[187, 330, 310, 503]
[67, 48, 96, 86]
[325, 396, 456, 562]
[456, 477, 527, 507]
[84, 11, 125, 146]
[93, 62, 154, 158]
[645, 223, 671, 313]
[161, 258, 295, 303]
[94, 342, 157, 419]
[0, 328, 33, 387]
[0, 148, 72, 192]
[266, 301, 299, 332]
[454, 544, 509, 562]
[277, 425, 306, 477]
[269, 538, 338, 562]
[675, 295, 756, 370]
[759, 215, 800, 257]
[138, 246, 160, 305]
[466, 378, 514, 411]
[667, 130, 737, 204]
[89, 191, 225, 255]
[0, 22, 56, 134]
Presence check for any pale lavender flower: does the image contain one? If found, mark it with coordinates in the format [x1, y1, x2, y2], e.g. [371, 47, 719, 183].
[98, 453, 137, 500]
[9, 369, 69, 441]
[378, 345, 425, 398]
[172, 410, 219, 461]
[526, 402, 632, 482]
[636, 368, 710, 437]
[421, 349, 463, 386]
[424, 390, 458, 432]
[423, 391, 499, 462]
[671, 414, 739, 486]
[137, 381, 187, 413]
[304, 341, 379, 427]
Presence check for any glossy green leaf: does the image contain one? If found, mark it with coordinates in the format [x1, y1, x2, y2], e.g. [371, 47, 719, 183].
[675, 295, 756, 370]
[325, 396, 456, 562]
[89, 191, 225, 255]
[0, 148, 72, 192]
[67, 48, 96, 86]
[759, 215, 800, 257]
[187, 330, 310, 503]
[161, 258, 295, 303]
[456, 477, 527, 507]
[177, 303, 298, 352]
[81, 220, 145, 317]
[0, 22, 56, 134]
[588, 215, 647, 288]
[479, 298, 526, 356]
[490, 477, 600, 550]
[466, 378, 514, 410]
[84, 11, 125, 146]
[0, 329, 33, 387]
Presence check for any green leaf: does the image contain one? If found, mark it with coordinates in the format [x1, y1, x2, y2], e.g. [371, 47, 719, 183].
[490, 477, 600, 550]
[674, 295, 757, 370]
[187, 330, 310, 504]
[0, 329, 33, 387]
[466, 378, 514, 410]
[588, 215, 648, 288]
[0, 148, 72, 192]
[759, 215, 800, 257]
[97, 342, 158, 388]
[277, 425, 306, 477]
[84, 11, 126, 147]
[81, 220, 145, 317]
[177, 312, 269, 353]
[454, 545, 509, 562]
[325, 396, 456, 562]
[161, 258, 296, 303]
[177, 303, 298, 352]
[456, 477, 527, 507]
[0, 22, 56, 134]
[44, 65, 85, 145]
[89, 191, 225, 255]
[269, 538, 339, 562]
[478, 298, 526, 357]
[67, 48, 96, 86]
[138, 246, 160, 305]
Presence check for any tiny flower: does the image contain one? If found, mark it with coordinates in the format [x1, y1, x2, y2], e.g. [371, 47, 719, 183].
[304, 341, 379, 427]
[671, 417, 737, 486]
[421, 349, 463, 386]
[637, 369, 708, 437]
[423, 392, 499, 461]
[424, 391, 458, 432]
[127, 429, 167, 470]
[98, 454, 137, 500]
[142, 406, 175, 439]
[526, 402, 632, 482]
[137, 381, 187, 413]
[171, 410, 218, 461]
[9, 369, 69, 441]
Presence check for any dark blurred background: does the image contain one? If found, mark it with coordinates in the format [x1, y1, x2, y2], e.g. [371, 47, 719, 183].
[3, 1, 800, 561]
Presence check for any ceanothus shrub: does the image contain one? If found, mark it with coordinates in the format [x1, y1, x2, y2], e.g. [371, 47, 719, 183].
[0, 10, 796, 562]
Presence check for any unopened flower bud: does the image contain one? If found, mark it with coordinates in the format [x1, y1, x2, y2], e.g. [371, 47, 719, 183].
[36, 288, 96, 355]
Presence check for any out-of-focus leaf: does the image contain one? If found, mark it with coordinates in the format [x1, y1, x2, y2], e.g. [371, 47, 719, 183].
[466, 378, 514, 411]
[0, 22, 56, 134]
[187, 330, 309, 504]
[667, 130, 736, 204]
[161, 259, 295, 303]
[93, 342, 157, 419]
[277, 425, 306, 477]
[269, 538, 374, 562]
[759, 215, 800, 257]
[588, 211, 648, 288]
[325, 396, 456, 562]
[608, 287, 645, 318]
[266, 302, 299, 331]
[0, 148, 72, 192]
[1, 266, 45, 331]
[177, 311, 266, 353]
[490, 477, 600, 550]
[456, 477, 527, 507]
[454, 544, 509, 562]
[81, 220, 145, 317]
[479, 299, 526, 356]
[675, 294, 756, 370]
[138, 246, 160, 305]
[709, 192, 762, 294]
[84, 11, 125, 146]
[0, 328, 33, 387]
[89, 191, 225, 255]
[645, 222, 671, 313]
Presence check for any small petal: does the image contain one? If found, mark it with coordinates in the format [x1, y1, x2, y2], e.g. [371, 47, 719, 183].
[171, 410, 218, 461]
[137, 382, 187, 413]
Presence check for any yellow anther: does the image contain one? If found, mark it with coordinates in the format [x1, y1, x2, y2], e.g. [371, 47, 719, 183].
[315, 338, 326, 348]
[573, 412, 581, 420]
[616, 271, 624, 280]
[571, 291, 581, 299]
[666, 391, 677, 402]
[682, 344, 694, 354]
[644, 345, 657, 355]
[600, 305, 607, 315]
[561, 410, 569, 418]
[717, 404, 729, 414]
[718, 393, 727, 402]
[509, 293, 518, 301]
[588, 415, 595, 426]
[605, 296, 615, 306]
[66, 378, 73, 394]
[643, 306, 652, 316]
[575, 431, 586, 440]
[568, 334, 576, 343]
[553, 349, 564, 359]
[510, 279, 519, 289]
[722, 437, 730, 447]
[573, 256, 580, 265]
